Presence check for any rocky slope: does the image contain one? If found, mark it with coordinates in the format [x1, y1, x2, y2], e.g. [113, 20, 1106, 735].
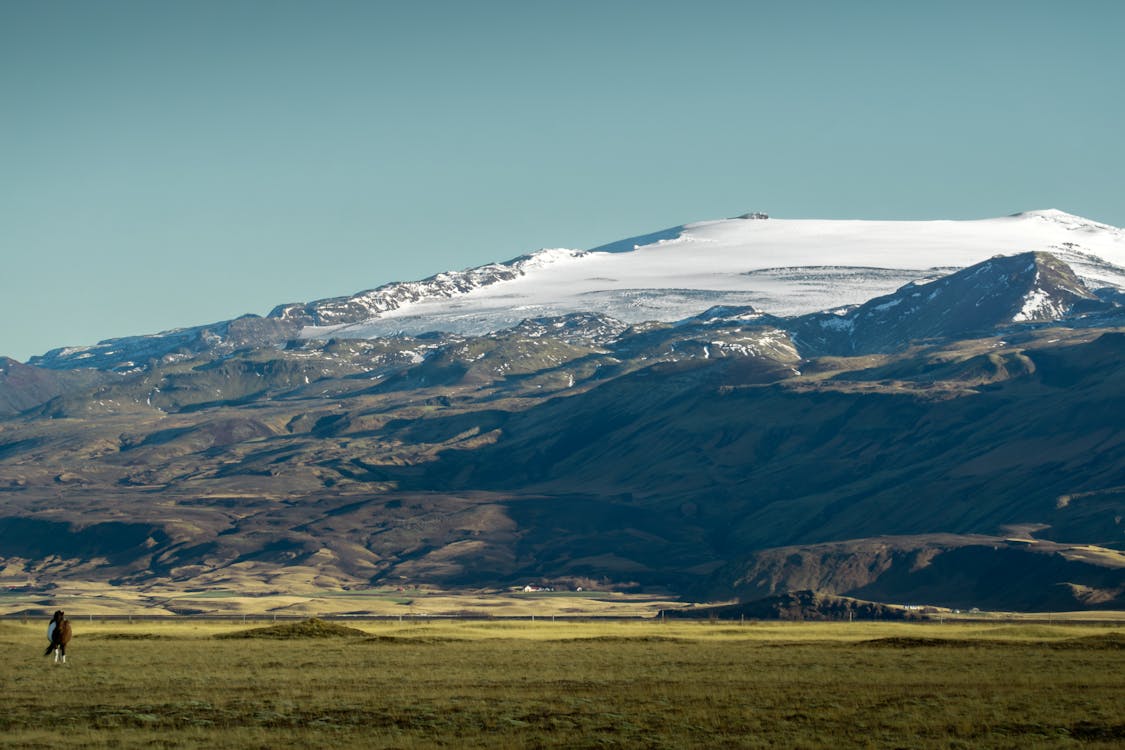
[792, 251, 1111, 355]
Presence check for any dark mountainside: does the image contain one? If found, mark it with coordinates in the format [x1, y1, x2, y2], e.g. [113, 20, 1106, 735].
[0, 358, 105, 417]
[1, 251, 1124, 612]
[662, 590, 922, 621]
[791, 252, 1110, 355]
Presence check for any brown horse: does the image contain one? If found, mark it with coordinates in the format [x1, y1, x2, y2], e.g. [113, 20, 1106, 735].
[44, 610, 72, 664]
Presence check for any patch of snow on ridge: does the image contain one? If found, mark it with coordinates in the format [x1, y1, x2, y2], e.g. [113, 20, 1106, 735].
[295, 248, 588, 331]
[872, 298, 903, 313]
[1012, 289, 1057, 322]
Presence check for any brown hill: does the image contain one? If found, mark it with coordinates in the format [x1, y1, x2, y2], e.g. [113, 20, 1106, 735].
[1, 310, 1123, 611]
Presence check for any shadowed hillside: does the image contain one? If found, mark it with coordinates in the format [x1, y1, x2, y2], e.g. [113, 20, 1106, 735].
[2, 255, 1124, 611]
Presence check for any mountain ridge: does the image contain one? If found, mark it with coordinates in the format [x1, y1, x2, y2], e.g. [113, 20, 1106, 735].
[792, 251, 1112, 355]
[25, 210, 1125, 371]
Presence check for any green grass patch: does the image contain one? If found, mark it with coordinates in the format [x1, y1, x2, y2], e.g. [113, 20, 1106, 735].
[1, 620, 1122, 748]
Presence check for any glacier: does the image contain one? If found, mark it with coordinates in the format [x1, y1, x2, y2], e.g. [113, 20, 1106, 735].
[297, 209, 1125, 342]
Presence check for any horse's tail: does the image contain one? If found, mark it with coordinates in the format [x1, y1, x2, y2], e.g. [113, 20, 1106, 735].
[44, 642, 55, 656]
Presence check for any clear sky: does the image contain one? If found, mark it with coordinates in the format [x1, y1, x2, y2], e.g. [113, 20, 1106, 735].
[3, 0, 1123, 362]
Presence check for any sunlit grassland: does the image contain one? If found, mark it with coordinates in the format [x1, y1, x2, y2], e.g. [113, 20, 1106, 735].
[0, 584, 684, 617]
[2, 619, 1123, 748]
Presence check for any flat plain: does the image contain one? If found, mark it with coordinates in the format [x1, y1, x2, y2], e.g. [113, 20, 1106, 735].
[2, 618, 1123, 749]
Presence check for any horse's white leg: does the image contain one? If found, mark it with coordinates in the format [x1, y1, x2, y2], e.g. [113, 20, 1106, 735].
[52, 647, 59, 664]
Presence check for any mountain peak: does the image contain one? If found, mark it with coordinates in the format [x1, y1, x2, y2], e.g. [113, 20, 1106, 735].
[1009, 251, 1098, 322]
[793, 251, 1112, 355]
[1014, 208, 1080, 219]
[1011, 208, 1120, 233]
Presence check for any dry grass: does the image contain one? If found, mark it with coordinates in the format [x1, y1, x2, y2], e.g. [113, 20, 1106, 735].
[1, 619, 1123, 748]
[0, 584, 685, 617]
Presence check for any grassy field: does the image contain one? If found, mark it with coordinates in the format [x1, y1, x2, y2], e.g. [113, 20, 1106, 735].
[0, 584, 686, 618]
[2, 619, 1123, 749]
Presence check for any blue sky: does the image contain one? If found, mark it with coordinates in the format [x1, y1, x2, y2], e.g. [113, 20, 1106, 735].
[3, 0, 1123, 362]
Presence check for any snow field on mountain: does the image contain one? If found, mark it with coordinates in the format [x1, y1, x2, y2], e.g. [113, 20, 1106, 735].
[300, 210, 1125, 341]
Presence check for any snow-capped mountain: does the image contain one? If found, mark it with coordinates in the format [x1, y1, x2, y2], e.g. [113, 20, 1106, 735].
[291, 209, 1125, 343]
[793, 251, 1112, 355]
[29, 209, 1125, 370]
[7, 213, 1125, 614]
[269, 249, 588, 327]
